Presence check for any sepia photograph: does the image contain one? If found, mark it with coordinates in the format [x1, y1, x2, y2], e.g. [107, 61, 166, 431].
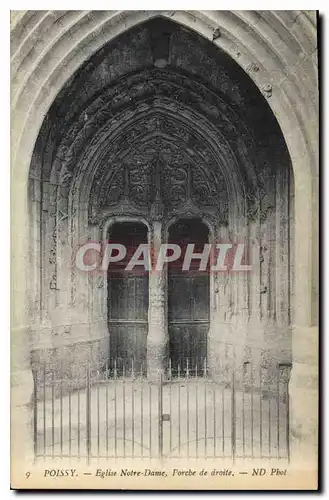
[10, 8, 319, 491]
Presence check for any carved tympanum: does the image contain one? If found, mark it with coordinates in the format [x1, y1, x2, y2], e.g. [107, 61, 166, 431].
[90, 136, 225, 220]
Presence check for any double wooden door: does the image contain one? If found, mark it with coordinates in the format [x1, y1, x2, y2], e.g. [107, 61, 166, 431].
[107, 219, 210, 375]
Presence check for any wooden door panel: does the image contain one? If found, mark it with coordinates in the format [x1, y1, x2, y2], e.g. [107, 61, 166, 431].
[168, 220, 210, 373]
[169, 323, 208, 371]
[108, 223, 148, 374]
[168, 275, 191, 320]
[108, 276, 128, 319]
[192, 276, 209, 319]
[134, 276, 149, 320]
[108, 276, 148, 320]
[109, 324, 147, 374]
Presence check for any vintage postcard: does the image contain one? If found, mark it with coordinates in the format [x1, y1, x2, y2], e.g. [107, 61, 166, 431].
[10, 10, 319, 490]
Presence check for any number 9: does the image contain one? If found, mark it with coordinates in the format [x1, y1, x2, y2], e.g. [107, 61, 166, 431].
[25, 471, 31, 479]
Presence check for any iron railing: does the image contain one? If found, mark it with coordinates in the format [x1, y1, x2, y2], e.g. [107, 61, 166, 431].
[33, 358, 290, 464]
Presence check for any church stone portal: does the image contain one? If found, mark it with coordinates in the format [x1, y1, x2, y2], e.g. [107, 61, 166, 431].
[27, 17, 294, 383]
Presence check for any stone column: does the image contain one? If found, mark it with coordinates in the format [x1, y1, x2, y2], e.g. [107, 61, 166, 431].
[289, 326, 318, 470]
[287, 173, 318, 483]
[147, 220, 168, 381]
[11, 328, 35, 464]
[11, 173, 35, 467]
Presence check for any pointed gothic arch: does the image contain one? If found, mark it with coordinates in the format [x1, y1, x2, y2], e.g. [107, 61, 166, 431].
[11, 11, 318, 465]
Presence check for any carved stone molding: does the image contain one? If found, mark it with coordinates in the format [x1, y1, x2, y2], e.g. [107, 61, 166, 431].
[47, 69, 258, 193]
[89, 135, 227, 223]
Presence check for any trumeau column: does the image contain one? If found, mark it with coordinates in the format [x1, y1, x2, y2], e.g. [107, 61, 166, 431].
[147, 218, 168, 381]
[208, 223, 233, 383]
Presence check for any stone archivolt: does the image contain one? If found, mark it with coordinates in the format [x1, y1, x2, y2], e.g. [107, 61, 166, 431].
[43, 68, 258, 174]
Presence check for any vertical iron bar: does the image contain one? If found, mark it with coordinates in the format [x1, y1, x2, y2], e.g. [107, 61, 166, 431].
[204, 358, 207, 456]
[204, 373, 207, 457]
[242, 374, 245, 458]
[60, 366, 63, 458]
[43, 364, 46, 459]
[213, 384, 216, 458]
[51, 370, 54, 459]
[186, 362, 189, 459]
[77, 386, 80, 460]
[114, 359, 117, 458]
[149, 382, 152, 457]
[132, 375, 135, 457]
[251, 379, 254, 459]
[33, 369, 37, 462]
[268, 394, 271, 457]
[178, 365, 181, 454]
[106, 377, 108, 459]
[86, 365, 91, 465]
[277, 368, 280, 459]
[141, 366, 144, 458]
[68, 390, 72, 458]
[260, 365, 263, 458]
[231, 367, 236, 464]
[123, 365, 126, 458]
[158, 370, 163, 460]
[286, 380, 290, 463]
[169, 372, 172, 453]
[222, 382, 225, 456]
[97, 376, 100, 458]
[196, 364, 198, 458]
